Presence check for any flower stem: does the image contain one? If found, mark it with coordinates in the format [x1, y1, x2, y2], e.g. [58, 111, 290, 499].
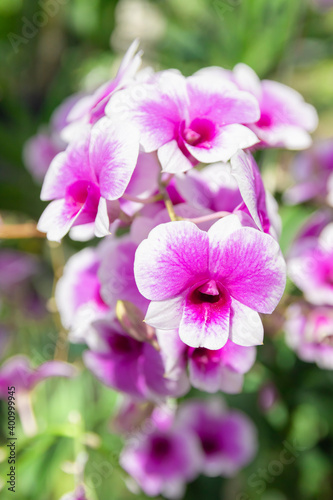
[48, 241, 69, 362]
[0, 223, 45, 239]
[158, 175, 180, 222]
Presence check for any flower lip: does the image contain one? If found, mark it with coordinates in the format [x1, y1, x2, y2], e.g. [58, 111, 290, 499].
[189, 346, 222, 364]
[65, 180, 98, 208]
[190, 279, 229, 306]
[181, 118, 216, 147]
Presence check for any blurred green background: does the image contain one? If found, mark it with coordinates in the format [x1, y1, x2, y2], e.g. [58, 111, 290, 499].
[1, 0, 333, 499]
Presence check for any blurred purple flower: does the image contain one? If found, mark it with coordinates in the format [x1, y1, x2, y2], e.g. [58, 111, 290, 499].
[284, 140, 333, 205]
[158, 331, 256, 394]
[187, 341, 256, 394]
[121, 396, 257, 497]
[285, 302, 333, 369]
[120, 424, 202, 498]
[0, 355, 77, 398]
[66, 40, 142, 130]
[288, 215, 333, 305]
[177, 398, 257, 477]
[23, 133, 62, 183]
[56, 246, 111, 344]
[258, 382, 279, 412]
[111, 397, 155, 435]
[0, 250, 39, 293]
[83, 321, 189, 401]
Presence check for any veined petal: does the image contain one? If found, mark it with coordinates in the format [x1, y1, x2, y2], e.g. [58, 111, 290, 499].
[106, 71, 188, 152]
[89, 117, 140, 200]
[186, 77, 260, 125]
[134, 221, 209, 301]
[41, 127, 92, 201]
[209, 223, 286, 313]
[208, 214, 243, 243]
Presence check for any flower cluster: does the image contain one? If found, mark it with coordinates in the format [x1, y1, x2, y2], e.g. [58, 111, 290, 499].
[24, 40, 319, 497]
[120, 398, 257, 498]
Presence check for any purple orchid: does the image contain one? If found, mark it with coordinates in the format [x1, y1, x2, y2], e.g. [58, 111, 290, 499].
[199, 63, 318, 149]
[232, 64, 318, 150]
[38, 117, 140, 241]
[157, 331, 256, 394]
[120, 422, 202, 498]
[284, 139, 333, 205]
[106, 70, 260, 173]
[83, 320, 189, 401]
[187, 341, 256, 393]
[288, 218, 333, 305]
[98, 234, 149, 313]
[55, 246, 110, 343]
[177, 398, 257, 477]
[134, 214, 286, 350]
[67, 40, 142, 130]
[285, 302, 333, 369]
[120, 396, 257, 497]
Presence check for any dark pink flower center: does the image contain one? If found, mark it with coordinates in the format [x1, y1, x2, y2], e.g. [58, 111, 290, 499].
[65, 180, 95, 208]
[191, 280, 229, 306]
[150, 435, 172, 461]
[200, 433, 221, 455]
[190, 346, 222, 365]
[182, 118, 216, 147]
[65, 180, 101, 225]
[256, 111, 272, 128]
[109, 334, 142, 356]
